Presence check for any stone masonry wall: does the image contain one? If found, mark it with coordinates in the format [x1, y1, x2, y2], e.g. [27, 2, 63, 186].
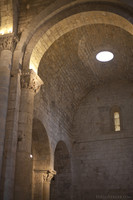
[72, 80, 133, 200]
[33, 72, 73, 199]
[34, 85, 73, 168]
[0, 0, 13, 34]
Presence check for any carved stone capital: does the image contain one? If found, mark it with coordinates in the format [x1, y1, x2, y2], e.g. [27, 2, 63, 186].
[0, 33, 19, 51]
[43, 170, 56, 183]
[21, 69, 43, 93]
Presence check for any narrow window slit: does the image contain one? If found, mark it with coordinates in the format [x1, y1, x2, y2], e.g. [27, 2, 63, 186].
[114, 112, 120, 132]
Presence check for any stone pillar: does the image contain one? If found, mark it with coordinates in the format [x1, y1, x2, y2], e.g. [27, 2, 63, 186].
[0, 34, 14, 182]
[43, 170, 56, 200]
[1, 69, 21, 200]
[14, 70, 43, 200]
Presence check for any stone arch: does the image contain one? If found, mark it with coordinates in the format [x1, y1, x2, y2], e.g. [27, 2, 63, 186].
[50, 140, 72, 200]
[32, 118, 52, 200]
[29, 11, 133, 73]
[13, 0, 133, 72]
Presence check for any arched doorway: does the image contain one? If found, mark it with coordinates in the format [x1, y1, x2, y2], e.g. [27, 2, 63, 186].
[50, 141, 72, 200]
[32, 118, 52, 200]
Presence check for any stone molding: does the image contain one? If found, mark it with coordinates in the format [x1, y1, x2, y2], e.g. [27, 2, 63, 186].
[0, 33, 19, 51]
[20, 69, 43, 93]
[43, 170, 56, 183]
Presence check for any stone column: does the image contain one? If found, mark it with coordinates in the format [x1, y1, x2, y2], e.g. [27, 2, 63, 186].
[1, 69, 21, 200]
[43, 170, 56, 200]
[0, 34, 15, 182]
[14, 69, 43, 200]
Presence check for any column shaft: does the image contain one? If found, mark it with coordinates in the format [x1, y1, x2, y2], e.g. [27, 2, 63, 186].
[14, 88, 34, 200]
[1, 70, 21, 200]
[43, 183, 50, 200]
[0, 50, 12, 181]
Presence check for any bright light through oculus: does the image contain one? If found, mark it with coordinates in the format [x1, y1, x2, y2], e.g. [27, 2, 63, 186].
[96, 51, 114, 62]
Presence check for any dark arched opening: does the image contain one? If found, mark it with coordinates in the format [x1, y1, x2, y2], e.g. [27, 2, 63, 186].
[50, 141, 72, 200]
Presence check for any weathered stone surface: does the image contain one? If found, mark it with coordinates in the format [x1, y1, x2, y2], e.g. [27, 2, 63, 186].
[0, 34, 19, 51]
[21, 69, 43, 93]
[72, 81, 133, 200]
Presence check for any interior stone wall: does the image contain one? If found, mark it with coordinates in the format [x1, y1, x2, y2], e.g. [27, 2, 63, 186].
[0, 0, 13, 34]
[34, 86, 73, 167]
[72, 80, 133, 200]
[34, 85, 73, 199]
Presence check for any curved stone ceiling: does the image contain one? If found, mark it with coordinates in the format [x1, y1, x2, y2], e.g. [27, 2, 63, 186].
[29, 11, 133, 73]
[38, 24, 133, 118]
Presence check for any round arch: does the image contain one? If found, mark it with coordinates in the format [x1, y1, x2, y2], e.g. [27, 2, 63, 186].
[12, 0, 133, 72]
[29, 11, 133, 73]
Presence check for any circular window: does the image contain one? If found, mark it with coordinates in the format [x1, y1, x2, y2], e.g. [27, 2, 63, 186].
[96, 51, 114, 62]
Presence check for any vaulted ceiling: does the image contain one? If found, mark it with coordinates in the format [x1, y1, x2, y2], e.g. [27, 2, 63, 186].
[17, 0, 133, 136]
[38, 24, 133, 118]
